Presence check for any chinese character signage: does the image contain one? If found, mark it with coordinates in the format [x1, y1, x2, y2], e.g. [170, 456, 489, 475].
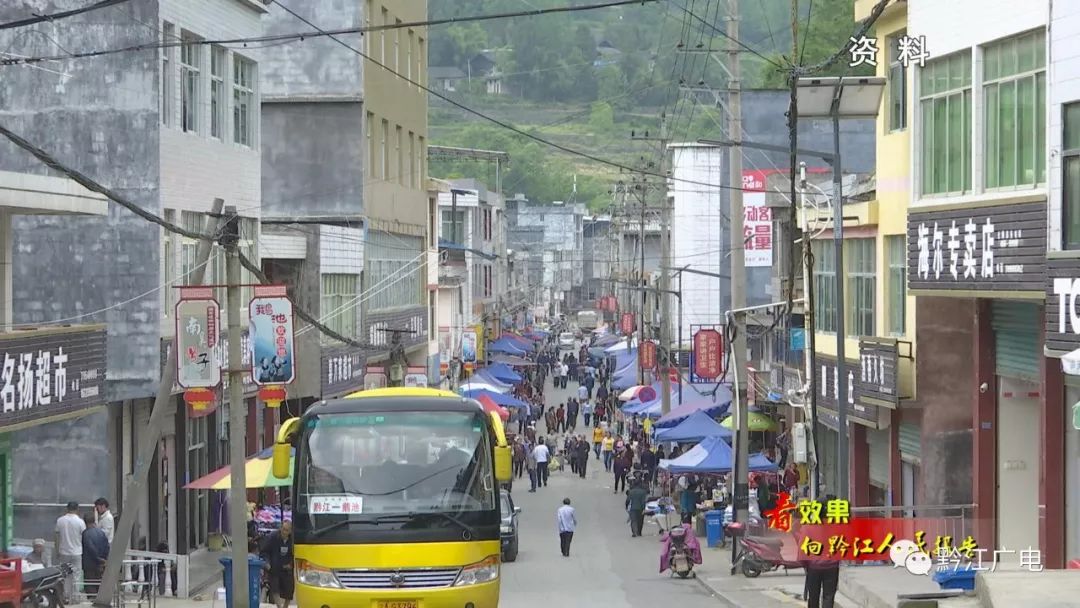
[0, 326, 106, 430]
[620, 312, 635, 335]
[692, 328, 723, 380]
[815, 354, 879, 428]
[1046, 258, 1080, 354]
[853, 337, 900, 408]
[907, 202, 1046, 293]
[438, 327, 452, 373]
[308, 495, 363, 515]
[321, 346, 366, 397]
[640, 341, 657, 369]
[161, 326, 254, 396]
[847, 34, 929, 68]
[249, 285, 296, 385]
[175, 287, 220, 389]
[461, 330, 477, 370]
[742, 171, 774, 268]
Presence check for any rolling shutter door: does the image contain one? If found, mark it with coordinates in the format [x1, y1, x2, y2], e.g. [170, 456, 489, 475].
[898, 422, 922, 462]
[991, 300, 1040, 381]
[868, 429, 889, 487]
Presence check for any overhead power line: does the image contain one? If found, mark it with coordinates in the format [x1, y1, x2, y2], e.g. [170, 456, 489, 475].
[0, 0, 658, 65]
[0, 0, 133, 31]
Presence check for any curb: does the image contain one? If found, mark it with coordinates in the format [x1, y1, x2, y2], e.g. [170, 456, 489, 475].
[693, 573, 740, 608]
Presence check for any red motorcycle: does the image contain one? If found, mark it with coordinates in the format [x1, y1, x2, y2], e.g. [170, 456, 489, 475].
[726, 521, 804, 578]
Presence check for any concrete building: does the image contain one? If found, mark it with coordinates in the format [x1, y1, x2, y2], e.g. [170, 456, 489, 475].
[582, 215, 613, 309]
[0, 0, 267, 590]
[513, 202, 586, 314]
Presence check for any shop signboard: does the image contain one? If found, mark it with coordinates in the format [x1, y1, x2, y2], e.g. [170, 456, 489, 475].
[815, 353, 879, 428]
[640, 341, 657, 369]
[742, 170, 774, 268]
[692, 328, 723, 381]
[175, 287, 219, 389]
[0, 326, 106, 430]
[907, 201, 1046, 293]
[404, 367, 429, 388]
[364, 367, 387, 390]
[461, 330, 477, 370]
[620, 312, 635, 335]
[161, 327, 254, 396]
[1045, 257, 1080, 354]
[249, 285, 295, 385]
[438, 327, 452, 373]
[853, 337, 900, 408]
[321, 346, 366, 397]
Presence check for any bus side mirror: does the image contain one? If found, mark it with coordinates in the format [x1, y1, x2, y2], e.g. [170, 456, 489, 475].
[493, 445, 512, 482]
[272, 443, 291, 480]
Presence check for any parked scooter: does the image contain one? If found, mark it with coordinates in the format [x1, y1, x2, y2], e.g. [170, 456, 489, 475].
[658, 524, 703, 579]
[21, 562, 70, 608]
[726, 521, 803, 578]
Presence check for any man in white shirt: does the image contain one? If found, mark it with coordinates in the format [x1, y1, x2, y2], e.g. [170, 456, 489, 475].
[560, 363, 569, 388]
[55, 502, 86, 602]
[532, 439, 551, 488]
[577, 384, 588, 402]
[556, 498, 577, 557]
[94, 498, 114, 544]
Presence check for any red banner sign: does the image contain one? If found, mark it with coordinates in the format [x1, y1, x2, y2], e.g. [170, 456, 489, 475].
[640, 341, 657, 369]
[620, 312, 635, 334]
[668, 367, 680, 383]
[693, 329, 723, 379]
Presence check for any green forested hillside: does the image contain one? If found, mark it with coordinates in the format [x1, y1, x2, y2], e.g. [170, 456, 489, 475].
[426, 0, 869, 209]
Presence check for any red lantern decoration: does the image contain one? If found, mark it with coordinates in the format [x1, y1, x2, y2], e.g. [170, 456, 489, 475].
[620, 312, 635, 334]
[259, 384, 287, 408]
[184, 388, 216, 418]
[640, 341, 657, 369]
[693, 329, 724, 380]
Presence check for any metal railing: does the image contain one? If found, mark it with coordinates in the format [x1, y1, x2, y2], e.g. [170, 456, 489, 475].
[11, 540, 189, 599]
[849, 503, 977, 549]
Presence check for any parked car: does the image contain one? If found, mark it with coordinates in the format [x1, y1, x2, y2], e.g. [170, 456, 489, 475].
[500, 489, 521, 562]
[558, 332, 576, 350]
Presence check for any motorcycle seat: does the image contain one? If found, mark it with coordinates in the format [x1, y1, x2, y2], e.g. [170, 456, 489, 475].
[745, 536, 785, 548]
[23, 567, 60, 585]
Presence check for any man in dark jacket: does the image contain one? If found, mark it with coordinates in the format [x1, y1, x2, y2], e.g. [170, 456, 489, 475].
[625, 481, 650, 537]
[575, 436, 591, 478]
[803, 494, 841, 608]
[81, 514, 109, 595]
[260, 521, 294, 608]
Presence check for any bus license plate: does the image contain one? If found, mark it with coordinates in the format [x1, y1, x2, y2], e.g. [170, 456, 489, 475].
[376, 602, 418, 608]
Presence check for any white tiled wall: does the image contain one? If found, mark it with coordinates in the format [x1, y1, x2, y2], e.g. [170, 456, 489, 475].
[1049, 2, 1080, 250]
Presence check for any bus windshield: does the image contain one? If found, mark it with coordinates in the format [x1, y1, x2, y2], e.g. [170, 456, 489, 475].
[295, 411, 496, 533]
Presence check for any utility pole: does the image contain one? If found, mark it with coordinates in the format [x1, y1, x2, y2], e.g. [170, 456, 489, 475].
[95, 199, 225, 608]
[726, 0, 751, 556]
[221, 206, 249, 608]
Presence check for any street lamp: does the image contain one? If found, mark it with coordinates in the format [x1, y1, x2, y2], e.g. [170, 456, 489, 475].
[795, 76, 885, 501]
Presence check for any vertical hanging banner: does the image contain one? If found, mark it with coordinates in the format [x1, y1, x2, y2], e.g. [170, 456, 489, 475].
[462, 329, 478, 371]
[249, 285, 296, 385]
[175, 287, 221, 389]
[742, 170, 774, 268]
[620, 312, 635, 335]
[692, 328, 724, 381]
[640, 340, 657, 369]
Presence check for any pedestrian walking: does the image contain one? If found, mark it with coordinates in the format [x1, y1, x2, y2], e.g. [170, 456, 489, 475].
[625, 480, 649, 537]
[532, 438, 551, 487]
[526, 441, 538, 492]
[577, 383, 588, 405]
[567, 399, 579, 431]
[260, 521, 295, 608]
[575, 435, 590, 478]
[512, 437, 526, 478]
[804, 558, 840, 608]
[613, 445, 632, 494]
[582, 398, 593, 427]
[555, 404, 566, 434]
[80, 513, 109, 596]
[55, 501, 85, 602]
[93, 498, 114, 544]
[556, 498, 576, 557]
[592, 425, 604, 460]
[601, 433, 615, 471]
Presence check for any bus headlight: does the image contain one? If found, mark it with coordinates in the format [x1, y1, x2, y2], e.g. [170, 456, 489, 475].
[453, 556, 499, 587]
[295, 560, 343, 589]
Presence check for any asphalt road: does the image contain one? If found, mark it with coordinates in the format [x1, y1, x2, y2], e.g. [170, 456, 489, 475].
[498, 364, 722, 608]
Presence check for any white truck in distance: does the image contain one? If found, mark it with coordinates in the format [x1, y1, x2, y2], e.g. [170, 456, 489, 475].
[576, 310, 599, 332]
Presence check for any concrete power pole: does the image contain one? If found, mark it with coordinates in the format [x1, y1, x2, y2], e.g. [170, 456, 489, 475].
[222, 206, 250, 608]
[657, 121, 673, 416]
[95, 199, 226, 608]
[726, 0, 751, 551]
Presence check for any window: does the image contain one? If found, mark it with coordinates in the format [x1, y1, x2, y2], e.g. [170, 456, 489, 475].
[180, 31, 201, 133]
[210, 46, 225, 138]
[407, 30, 414, 80]
[812, 240, 837, 333]
[163, 209, 176, 317]
[984, 29, 1046, 189]
[366, 112, 376, 177]
[409, 132, 416, 188]
[162, 22, 175, 126]
[885, 235, 906, 335]
[846, 238, 876, 338]
[920, 51, 971, 195]
[395, 20, 402, 73]
[381, 119, 389, 179]
[366, 231, 422, 311]
[396, 125, 403, 185]
[180, 211, 258, 310]
[888, 32, 907, 131]
[441, 209, 465, 243]
[1065, 103, 1080, 249]
[380, 8, 388, 65]
[364, 0, 373, 55]
[418, 135, 426, 183]
[321, 274, 359, 339]
[417, 37, 425, 92]
[233, 55, 255, 146]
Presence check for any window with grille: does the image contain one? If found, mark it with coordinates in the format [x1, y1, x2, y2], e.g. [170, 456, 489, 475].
[846, 238, 876, 338]
[983, 29, 1046, 189]
[321, 274, 359, 339]
[233, 55, 255, 146]
[812, 240, 836, 333]
[441, 210, 465, 243]
[885, 235, 906, 335]
[366, 231, 422, 311]
[180, 31, 201, 133]
[210, 46, 225, 139]
[919, 51, 972, 195]
[1064, 103, 1080, 249]
[162, 22, 175, 126]
[180, 211, 258, 311]
[888, 32, 907, 132]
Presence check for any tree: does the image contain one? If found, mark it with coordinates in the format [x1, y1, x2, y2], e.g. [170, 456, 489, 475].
[755, 0, 875, 87]
[588, 101, 614, 133]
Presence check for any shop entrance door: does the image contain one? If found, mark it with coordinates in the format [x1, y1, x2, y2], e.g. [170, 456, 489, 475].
[996, 378, 1039, 560]
[901, 460, 916, 517]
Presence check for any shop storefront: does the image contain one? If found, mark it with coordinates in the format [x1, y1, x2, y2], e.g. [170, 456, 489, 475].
[814, 353, 883, 503]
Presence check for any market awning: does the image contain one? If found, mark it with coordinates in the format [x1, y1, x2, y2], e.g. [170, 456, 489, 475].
[658, 436, 776, 474]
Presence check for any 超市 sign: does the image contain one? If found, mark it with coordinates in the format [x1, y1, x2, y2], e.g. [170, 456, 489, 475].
[907, 201, 1046, 293]
[853, 337, 899, 408]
